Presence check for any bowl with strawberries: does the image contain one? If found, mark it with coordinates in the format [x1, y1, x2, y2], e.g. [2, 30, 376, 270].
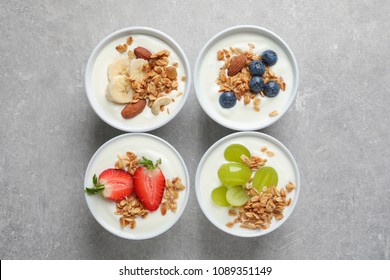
[84, 133, 189, 240]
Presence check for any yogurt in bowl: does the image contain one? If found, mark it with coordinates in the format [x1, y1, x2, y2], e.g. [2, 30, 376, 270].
[85, 27, 191, 132]
[194, 25, 299, 131]
[84, 133, 190, 240]
[195, 132, 300, 237]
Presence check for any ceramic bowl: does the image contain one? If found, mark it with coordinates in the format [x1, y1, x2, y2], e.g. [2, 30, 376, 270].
[84, 133, 190, 239]
[194, 25, 299, 130]
[85, 27, 191, 132]
[195, 131, 300, 237]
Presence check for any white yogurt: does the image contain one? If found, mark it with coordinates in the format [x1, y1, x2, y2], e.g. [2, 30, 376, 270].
[195, 27, 298, 130]
[84, 134, 189, 240]
[196, 133, 299, 237]
[91, 34, 187, 130]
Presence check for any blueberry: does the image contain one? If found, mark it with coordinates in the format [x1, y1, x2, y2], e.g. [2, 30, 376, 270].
[249, 76, 265, 94]
[261, 50, 278, 66]
[219, 91, 237, 108]
[264, 81, 280, 97]
[249, 60, 265, 76]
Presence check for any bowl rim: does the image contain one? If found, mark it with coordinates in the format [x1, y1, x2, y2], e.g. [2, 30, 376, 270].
[193, 25, 299, 131]
[195, 131, 300, 237]
[85, 26, 192, 132]
[84, 133, 191, 240]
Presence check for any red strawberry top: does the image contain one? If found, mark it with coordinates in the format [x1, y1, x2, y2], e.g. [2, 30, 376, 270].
[85, 168, 134, 201]
[134, 157, 166, 211]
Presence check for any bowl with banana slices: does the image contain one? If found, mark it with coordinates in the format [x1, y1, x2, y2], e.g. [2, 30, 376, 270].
[85, 27, 191, 132]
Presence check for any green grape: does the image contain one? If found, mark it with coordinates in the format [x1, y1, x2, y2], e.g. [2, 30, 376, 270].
[211, 186, 230, 207]
[218, 163, 252, 187]
[252, 166, 278, 192]
[224, 144, 251, 163]
[226, 186, 249, 206]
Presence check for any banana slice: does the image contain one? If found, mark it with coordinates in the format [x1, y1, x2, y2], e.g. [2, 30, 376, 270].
[106, 75, 134, 104]
[129, 58, 147, 82]
[107, 57, 130, 81]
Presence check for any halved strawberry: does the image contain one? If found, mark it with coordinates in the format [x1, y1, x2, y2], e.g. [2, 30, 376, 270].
[134, 157, 166, 211]
[85, 168, 134, 201]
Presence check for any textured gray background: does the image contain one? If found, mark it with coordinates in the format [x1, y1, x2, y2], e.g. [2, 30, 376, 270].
[0, 0, 389, 260]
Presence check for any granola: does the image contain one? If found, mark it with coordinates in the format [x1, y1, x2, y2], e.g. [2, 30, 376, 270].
[226, 185, 291, 230]
[160, 177, 185, 216]
[269, 110, 279, 117]
[240, 154, 267, 170]
[215, 45, 286, 114]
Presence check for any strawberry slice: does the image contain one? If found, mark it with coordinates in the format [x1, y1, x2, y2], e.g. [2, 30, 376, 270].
[134, 157, 166, 211]
[85, 168, 134, 201]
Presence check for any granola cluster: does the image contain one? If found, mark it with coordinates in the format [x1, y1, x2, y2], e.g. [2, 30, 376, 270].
[116, 195, 148, 229]
[240, 154, 267, 170]
[226, 183, 294, 230]
[160, 177, 186, 216]
[115, 151, 140, 174]
[130, 50, 180, 110]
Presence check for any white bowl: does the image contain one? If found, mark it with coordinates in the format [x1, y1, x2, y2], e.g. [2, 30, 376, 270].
[194, 25, 299, 131]
[85, 27, 191, 132]
[84, 133, 190, 240]
[195, 132, 300, 237]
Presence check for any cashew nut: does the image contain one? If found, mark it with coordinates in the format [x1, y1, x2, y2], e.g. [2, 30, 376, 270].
[151, 96, 171, 115]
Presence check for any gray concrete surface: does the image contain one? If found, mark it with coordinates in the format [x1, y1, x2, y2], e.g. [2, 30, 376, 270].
[1, 0, 389, 259]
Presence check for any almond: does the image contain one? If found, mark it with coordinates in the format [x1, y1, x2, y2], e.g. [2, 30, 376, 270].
[134, 47, 152, 60]
[227, 54, 246, 76]
[121, 99, 146, 119]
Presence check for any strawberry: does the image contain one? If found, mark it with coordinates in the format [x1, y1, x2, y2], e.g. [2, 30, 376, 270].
[134, 157, 166, 211]
[85, 168, 134, 201]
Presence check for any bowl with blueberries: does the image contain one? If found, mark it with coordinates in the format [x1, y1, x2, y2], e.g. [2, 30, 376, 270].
[194, 25, 299, 131]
